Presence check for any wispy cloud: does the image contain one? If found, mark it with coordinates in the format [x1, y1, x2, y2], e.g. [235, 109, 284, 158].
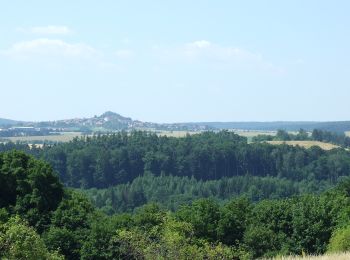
[154, 40, 284, 74]
[183, 40, 262, 62]
[2, 38, 98, 59]
[17, 25, 73, 35]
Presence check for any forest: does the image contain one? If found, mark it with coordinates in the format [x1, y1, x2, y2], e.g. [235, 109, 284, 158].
[1, 130, 350, 213]
[1, 150, 350, 259]
[1, 130, 350, 190]
[1, 131, 350, 258]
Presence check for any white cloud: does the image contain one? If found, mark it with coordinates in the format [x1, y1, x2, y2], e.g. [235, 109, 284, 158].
[187, 40, 212, 49]
[154, 40, 284, 74]
[2, 38, 98, 59]
[183, 40, 262, 63]
[17, 25, 73, 35]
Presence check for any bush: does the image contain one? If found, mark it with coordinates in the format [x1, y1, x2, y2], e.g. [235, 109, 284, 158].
[328, 225, 350, 252]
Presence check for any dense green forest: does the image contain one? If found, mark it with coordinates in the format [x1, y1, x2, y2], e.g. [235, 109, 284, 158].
[1, 130, 350, 215]
[83, 173, 333, 214]
[2, 150, 350, 259]
[1, 130, 350, 190]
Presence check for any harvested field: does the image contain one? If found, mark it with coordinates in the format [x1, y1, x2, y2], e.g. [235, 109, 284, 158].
[266, 140, 339, 150]
[3, 132, 83, 143]
[270, 252, 350, 260]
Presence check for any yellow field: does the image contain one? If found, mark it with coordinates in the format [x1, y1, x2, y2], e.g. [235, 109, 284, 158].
[266, 141, 339, 150]
[156, 130, 278, 138]
[234, 130, 277, 138]
[271, 252, 350, 260]
[155, 130, 200, 137]
[3, 132, 83, 143]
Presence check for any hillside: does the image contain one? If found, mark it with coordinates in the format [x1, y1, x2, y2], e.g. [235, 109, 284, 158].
[1, 112, 350, 133]
[0, 111, 212, 132]
[0, 118, 19, 126]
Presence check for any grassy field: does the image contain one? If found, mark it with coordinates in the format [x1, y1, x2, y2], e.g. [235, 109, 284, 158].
[266, 141, 339, 150]
[234, 130, 277, 137]
[1, 132, 83, 143]
[271, 252, 350, 260]
[155, 130, 278, 140]
[155, 130, 200, 137]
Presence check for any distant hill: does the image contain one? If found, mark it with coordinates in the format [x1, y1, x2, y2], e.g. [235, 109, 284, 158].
[1, 112, 350, 133]
[32, 111, 210, 131]
[35, 111, 134, 130]
[0, 118, 20, 126]
[0, 111, 210, 132]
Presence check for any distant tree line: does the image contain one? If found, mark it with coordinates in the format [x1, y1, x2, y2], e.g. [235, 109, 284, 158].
[0, 128, 53, 137]
[253, 128, 350, 147]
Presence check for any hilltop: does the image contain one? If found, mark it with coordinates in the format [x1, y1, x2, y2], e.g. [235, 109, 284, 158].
[1, 112, 350, 133]
[0, 111, 212, 133]
[0, 118, 20, 126]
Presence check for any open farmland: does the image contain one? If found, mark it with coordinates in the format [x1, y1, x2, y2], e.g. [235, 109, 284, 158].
[153, 130, 278, 139]
[266, 140, 339, 150]
[234, 130, 277, 137]
[234, 129, 277, 142]
[155, 130, 201, 137]
[2, 132, 83, 143]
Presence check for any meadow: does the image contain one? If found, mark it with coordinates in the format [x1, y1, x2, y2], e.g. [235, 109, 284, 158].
[266, 140, 339, 150]
[1, 132, 83, 143]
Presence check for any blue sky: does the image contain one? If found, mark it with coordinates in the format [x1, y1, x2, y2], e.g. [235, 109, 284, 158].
[0, 1, 349, 122]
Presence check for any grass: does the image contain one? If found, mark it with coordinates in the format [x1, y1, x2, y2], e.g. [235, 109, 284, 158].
[2, 132, 83, 143]
[271, 252, 350, 260]
[155, 130, 201, 137]
[234, 130, 277, 137]
[155, 130, 279, 140]
[266, 141, 339, 150]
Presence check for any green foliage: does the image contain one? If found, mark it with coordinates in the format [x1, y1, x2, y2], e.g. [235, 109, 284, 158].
[0, 216, 63, 260]
[0, 151, 63, 231]
[2, 140, 350, 259]
[51, 190, 94, 230]
[46, 190, 95, 259]
[80, 213, 123, 260]
[328, 225, 350, 252]
[176, 199, 220, 241]
[244, 225, 280, 258]
[43, 227, 79, 259]
[217, 197, 252, 245]
[110, 213, 244, 260]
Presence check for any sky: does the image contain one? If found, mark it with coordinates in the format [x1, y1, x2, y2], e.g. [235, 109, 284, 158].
[0, 0, 349, 123]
